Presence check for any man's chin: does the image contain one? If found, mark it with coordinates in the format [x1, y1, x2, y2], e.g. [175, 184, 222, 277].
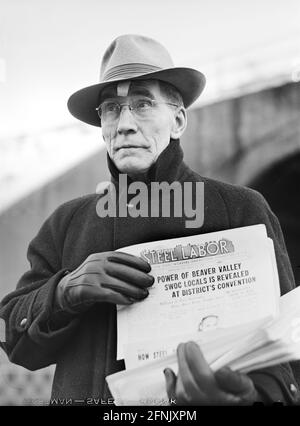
[116, 160, 151, 176]
[111, 149, 156, 175]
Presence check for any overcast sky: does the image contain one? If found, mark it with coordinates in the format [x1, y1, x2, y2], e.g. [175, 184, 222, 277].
[1, 0, 300, 139]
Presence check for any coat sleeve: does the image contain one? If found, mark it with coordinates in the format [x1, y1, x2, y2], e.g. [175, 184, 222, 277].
[219, 184, 300, 404]
[0, 199, 87, 371]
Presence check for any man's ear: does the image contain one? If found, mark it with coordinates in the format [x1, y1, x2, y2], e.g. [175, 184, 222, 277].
[170, 107, 187, 139]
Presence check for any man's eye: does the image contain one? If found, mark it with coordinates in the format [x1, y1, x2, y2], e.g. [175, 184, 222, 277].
[135, 99, 152, 110]
[105, 103, 119, 113]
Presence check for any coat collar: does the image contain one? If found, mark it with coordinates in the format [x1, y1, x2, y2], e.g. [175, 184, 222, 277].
[107, 139, 187, 186]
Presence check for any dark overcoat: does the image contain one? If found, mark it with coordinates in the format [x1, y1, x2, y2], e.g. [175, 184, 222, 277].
[0, 140, 299, 404]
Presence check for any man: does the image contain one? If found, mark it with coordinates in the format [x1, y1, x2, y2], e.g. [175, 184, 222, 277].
[0, 34, 299, 405]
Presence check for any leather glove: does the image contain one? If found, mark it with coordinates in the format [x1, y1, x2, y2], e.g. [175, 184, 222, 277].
[164, 341, 260, 405]
[54, 251, 154, 315]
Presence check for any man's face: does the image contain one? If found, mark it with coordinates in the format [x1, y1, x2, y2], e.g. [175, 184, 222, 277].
[100, 80, 180, 177]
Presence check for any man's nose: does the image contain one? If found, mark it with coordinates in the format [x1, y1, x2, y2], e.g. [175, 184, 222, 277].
[117, 106, 138, 134]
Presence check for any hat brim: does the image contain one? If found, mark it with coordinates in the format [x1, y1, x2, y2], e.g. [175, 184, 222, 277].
[67, 68, 206, 127]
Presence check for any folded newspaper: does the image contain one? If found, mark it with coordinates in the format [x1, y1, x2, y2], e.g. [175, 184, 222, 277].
[106, 224, 300, 406]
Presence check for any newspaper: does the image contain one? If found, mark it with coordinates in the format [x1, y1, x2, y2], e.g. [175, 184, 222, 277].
[116, 224, 279, 367]
[107, 286, 300, 405]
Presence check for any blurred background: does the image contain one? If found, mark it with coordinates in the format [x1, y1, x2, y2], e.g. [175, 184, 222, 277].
[0, 0, 299, 405]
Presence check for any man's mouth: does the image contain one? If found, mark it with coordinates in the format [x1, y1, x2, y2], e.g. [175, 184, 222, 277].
[115, 145, 144, 151]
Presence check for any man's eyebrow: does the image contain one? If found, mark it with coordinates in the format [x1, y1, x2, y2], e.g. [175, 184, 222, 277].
[129, 87, 154, 98]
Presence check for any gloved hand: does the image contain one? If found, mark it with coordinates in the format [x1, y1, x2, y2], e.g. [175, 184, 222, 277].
[164, 341, 260, 405]
[54, 251, 154, 315]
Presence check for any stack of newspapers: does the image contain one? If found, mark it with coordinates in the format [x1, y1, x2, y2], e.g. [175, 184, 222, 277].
[106, 224, 300, 405]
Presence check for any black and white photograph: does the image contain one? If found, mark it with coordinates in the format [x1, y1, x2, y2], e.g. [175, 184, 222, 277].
[0, 0, 300, 412]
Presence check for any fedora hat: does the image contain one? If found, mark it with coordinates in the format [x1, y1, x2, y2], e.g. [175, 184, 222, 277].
[67, 34, 206, 127]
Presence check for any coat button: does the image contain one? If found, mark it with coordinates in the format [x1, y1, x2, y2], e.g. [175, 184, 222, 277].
[20, 318, 27, 327]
